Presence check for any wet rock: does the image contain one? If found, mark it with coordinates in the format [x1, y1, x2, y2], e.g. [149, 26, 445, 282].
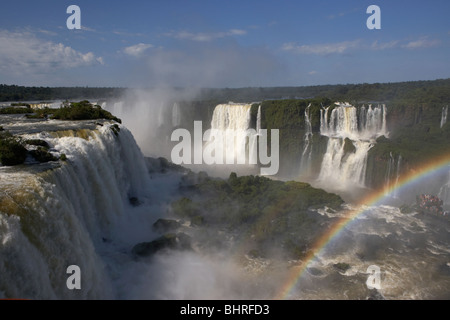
[152, 218, 181, 233]
[307, 267, 323, 276]
[333, 262, 351, 272]
[132, 232, 192, 257]
[367, 288, 385, 300]
[129, 197, 140, 206]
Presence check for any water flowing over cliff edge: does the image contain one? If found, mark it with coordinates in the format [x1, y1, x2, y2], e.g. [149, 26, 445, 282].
[1, 100, 449, 299]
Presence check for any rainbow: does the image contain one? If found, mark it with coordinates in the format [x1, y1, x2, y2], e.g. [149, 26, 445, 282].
[274, 152, 450, 300]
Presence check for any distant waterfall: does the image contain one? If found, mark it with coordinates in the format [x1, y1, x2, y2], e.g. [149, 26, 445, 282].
[441, 106, 448, 128]
[256, 105, 261, 134]
[172, 102, 181, 127]
[438, 167, 450, 207]
[300, 103, 313, 174]
[384, 152, 402, 197]
[317, 103, 387, 189]
[321, 103, 387, 140]
[208, 103, 256, 165]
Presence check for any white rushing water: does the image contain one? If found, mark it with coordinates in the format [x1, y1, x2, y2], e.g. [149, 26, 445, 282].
[208, 103, 256, 165]
[384, 153, 402, 198]
[438, 167, 450, 208]
[0, 124, 154, 299]
[256, 105, 262, 134]
[441, 106, 448, 128]
[317, 103, 387, 189]
[172, 102, 181, 127]
[1, 114, 449, 300]
[300, 103, 313, 174]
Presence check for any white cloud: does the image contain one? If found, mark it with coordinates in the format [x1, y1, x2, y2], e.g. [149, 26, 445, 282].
[371, 40, 399, 50]
[282, 40, 361, 55]
[113, 30, 145, 37]
[164, 29, 247, 42]
[80, 26, 98, 33]
[283, 37, 440, 55]
[123, 43, 154, 57]
[308, 70, 317, 75]
[0, 30, 102, 76]
[403, 37, 440, 49]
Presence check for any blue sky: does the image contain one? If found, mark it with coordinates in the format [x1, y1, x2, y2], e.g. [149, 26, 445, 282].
[0, 0, 449, 87]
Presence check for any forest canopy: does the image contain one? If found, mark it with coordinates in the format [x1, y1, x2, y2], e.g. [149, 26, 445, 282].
[1, 78, 450, 105]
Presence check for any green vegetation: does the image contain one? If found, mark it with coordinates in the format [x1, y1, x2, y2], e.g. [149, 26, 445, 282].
[257, 98, 330, 176]
[333, 262, 351, 272]
[25, 107, 52, 119]
[0, 84, 124, 102]
[23, 100, 121, 123]
[172, 172, 344, 259]
[0, 106, 33, 114]
[0, 131, 66, 166]
[366, 103, 450, 188]
[51, 100, 121, 123]
[0, 131, 28, 166]
[132, 233, 192, 257]
[2, 78, 449, 104]
[29, 147, 57, 163]
[110, 124, 120, 136]
[11, 103, 31, 107]
[25, 139, 50, 148]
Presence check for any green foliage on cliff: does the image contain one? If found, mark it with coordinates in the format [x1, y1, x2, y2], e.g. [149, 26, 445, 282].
[0, 106, 33, 114]
[172, 171, 344, 258]
[0, 84, 124, 102]
[366, 103, 450, 188]
[0, 132, 66, 166]
[51, 100, 121, 123]
[0, 131, 27, 166]
[257, 97, 331, 175]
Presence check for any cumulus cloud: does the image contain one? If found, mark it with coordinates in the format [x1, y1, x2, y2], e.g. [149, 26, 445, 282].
[123, 43, 154, 57]
[164, 29, 247, 42]
[0, 30, 103, 75]
[282, 40, 361, 55]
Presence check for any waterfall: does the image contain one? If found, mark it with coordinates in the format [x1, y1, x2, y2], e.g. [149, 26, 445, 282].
[321, 103, 387, 140]
[320, 106, 330, 135]
[256, 105, 261, 134]
[317, 103, 387, 190]
[384, 153, 402, 197]
[385, 152, 395, 194]
[300, 103, 313, 175]
[438, 167, 450, 207]
[317, 138, 372, 188]
[208, 103, 256, 165]
[441, 106, 448, 128]
[393, 155, 402, 198]
[0, 124, 152, 299]
[172, 102, 181, 127]
[157, 102, 165, 128]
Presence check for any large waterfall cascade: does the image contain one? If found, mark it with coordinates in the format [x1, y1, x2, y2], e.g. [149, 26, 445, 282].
[208, 103, 257, 165]
[317, 103, 388, 189]
[0, 123, 154, 299]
